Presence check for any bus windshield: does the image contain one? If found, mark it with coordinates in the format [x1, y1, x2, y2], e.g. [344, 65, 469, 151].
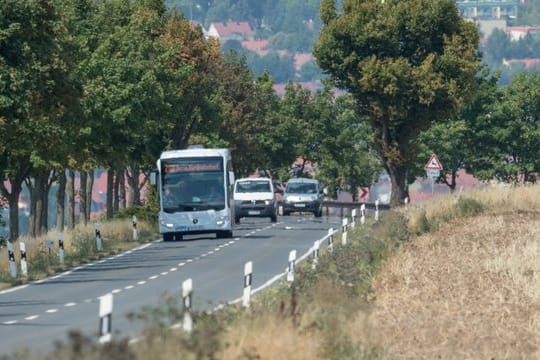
[161, 157, 225, 212]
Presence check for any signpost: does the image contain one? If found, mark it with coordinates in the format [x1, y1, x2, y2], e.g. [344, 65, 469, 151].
[424, 154, 443, 194]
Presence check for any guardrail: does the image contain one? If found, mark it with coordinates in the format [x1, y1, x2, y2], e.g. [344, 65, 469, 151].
[322, 200, 391, 217]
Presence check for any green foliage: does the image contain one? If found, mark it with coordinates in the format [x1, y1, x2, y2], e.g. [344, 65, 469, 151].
[313, 0, 481, 206]
[455, 197, 485, 217]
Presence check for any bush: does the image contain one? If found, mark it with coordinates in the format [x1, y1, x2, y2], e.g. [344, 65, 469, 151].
[455, 197, 485, 217]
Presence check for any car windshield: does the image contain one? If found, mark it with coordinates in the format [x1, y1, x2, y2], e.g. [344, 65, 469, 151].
[286, 182, 317, 194]
[235, 180, 271, 193]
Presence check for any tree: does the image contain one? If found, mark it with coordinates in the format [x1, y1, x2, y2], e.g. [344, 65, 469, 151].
[468, 72, 540, 184]
[313, 0, 481, 206]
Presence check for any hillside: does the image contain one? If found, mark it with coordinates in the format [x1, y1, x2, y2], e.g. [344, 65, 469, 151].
[370, 186, 540, 358]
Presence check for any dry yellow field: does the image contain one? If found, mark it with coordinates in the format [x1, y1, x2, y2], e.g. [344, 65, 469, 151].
[371, 187, 540, 358]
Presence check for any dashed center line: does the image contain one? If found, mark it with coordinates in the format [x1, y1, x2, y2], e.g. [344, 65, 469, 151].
[46, 309, 58, 314]
[64, 302, 77, 307]
[25, 315, 39, 321]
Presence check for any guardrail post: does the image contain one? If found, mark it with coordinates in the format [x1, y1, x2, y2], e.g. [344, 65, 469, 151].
[58, 232, 65, 264]
[242, 261, 253, 307]
[360, 204, 366, 225]
[287, 250, 296, 283]
[19, 242, 28, 277]
[341, 218, 349, 245]
[98, 293, 113, 343]
[95, 222, 102, 251]
[7, 242, 17, 278]
[132, 215, 137, 241]
[182, 278, 193, 332]
[312, 240, 320, 270]
[327, 228, 334, 252]
[375, 200, 380, 222]
[351, 209, 357, 228]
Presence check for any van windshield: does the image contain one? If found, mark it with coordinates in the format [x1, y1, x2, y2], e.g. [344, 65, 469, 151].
[286, 182, 317, 194]
[236, 180, 271, 193]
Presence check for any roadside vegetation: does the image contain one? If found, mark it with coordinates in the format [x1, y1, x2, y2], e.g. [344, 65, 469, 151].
[3, 183, 538, 359]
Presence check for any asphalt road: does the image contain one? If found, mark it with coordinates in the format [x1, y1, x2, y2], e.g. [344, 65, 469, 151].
[0, 214, 342, 357]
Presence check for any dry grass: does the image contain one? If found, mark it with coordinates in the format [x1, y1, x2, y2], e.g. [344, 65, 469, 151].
[370, 184, 540, 359]
[0, 219, 155, 288]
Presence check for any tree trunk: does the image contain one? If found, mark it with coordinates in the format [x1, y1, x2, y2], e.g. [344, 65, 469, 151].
[66, 170, 75, 229]
[106, 168, 114, 220]
[126, 165, 142, 206]
[386, 164, 409, 207]
[27, 171, 49, 237]
[113, 168, 120, 214]
[79, 171, 87, 225]
[56, 170, 66, 232]
[118, 169, 126, 210]
[86, 170, 94, 220]
[0, 178, 23, 242]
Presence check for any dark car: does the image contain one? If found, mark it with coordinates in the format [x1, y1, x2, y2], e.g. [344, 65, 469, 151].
[282, 178, 323, 217]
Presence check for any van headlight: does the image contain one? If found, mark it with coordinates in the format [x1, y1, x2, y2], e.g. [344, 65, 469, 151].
[264, 200, 272, 205]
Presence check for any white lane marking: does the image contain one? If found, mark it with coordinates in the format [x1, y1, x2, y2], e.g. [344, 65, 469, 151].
[0, 284, 29, 295]
[124, 285, 134, 290]
[64, 302, 77, 307]
[187, 259, 193, 263]
[3, 320, 17, 325]
[137, 281, 146, 285]
[160, 272, 168, 276]
[170, 267, 178, 272]
[201, 253, 207, 257]
[149, 275, 159, 280]
[112, 289, 121, 294]
[178, 262, 186, 267]
[84, 299, 92, 303]
[46, 309, 58, 313]
[25, 315, 39, 321]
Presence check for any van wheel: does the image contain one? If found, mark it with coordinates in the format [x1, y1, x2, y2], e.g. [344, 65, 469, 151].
[315, 209, 323, 217]
[234, 216, 241, 224]
[271, 214, 277, 223]
[283, 211, 290, 216]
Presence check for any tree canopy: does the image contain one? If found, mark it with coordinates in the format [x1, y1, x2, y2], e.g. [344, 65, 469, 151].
[313, 0, 481, 206]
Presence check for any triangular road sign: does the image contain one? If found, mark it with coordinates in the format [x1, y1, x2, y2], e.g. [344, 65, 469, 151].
[424, 154, 443, 170]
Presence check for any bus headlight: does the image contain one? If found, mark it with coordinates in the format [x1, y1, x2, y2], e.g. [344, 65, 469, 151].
[216, 216, 229, 225]
[160, 221, 174, 228]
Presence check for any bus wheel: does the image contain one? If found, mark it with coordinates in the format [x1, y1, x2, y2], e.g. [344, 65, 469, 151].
[217, 231, 232, 239]
[163, 233, 173, 242]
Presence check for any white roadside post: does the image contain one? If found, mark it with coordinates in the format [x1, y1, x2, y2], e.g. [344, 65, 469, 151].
[58, 232, 65, 264]
[351, 209, 357, 228]
[242, 261, 253, 307]
[374, 200, 380, 222]
[312, 240, 320, 270]
[182, 278, 193, 333]
[7, 242, 17, 278]
[360, 204, 366, 225]
[341, 218, 348, 245]
[19, 242, 28, 277]
[132, 215, 137, 241]
[95, 222, 102, 251]
[98, 293, 113, 344]
[287, 250, 296, 283]
[327, 228, 334, 253]
[404, 197, 409, 210]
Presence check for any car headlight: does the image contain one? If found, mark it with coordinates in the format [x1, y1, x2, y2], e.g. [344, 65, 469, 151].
[264, 200, 272, 205]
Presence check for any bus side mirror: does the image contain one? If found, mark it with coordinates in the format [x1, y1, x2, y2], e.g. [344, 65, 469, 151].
[228, 171, 235, 186]
[150, 170, 157, 186]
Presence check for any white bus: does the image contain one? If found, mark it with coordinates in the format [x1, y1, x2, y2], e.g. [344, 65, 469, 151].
[152, 148, 235, 241]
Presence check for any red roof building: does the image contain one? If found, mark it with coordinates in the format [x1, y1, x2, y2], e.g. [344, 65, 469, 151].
[207, 21, 254, 42]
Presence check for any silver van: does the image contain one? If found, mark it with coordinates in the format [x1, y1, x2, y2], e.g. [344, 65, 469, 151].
[282, 178, 323, 217]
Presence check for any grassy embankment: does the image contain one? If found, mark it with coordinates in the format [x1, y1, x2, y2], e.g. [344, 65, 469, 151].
[3, 184, 540, 359]
[0, 218, 157, 289]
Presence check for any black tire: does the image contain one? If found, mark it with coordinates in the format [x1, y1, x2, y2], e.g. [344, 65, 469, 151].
[314, 208, 323, 217]
[270, 214, 277, 223]
[283, 211, 290, 216]
[163, 233, 174, 242]
[234, 216, 241, 224]
[217, 230, 233, 239]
